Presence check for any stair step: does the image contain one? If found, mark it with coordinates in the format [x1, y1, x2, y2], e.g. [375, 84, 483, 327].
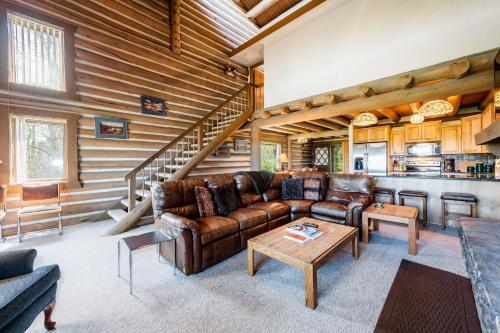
[135, 189, 151, 198]
[107, 209, 127, 222]
[120, 199, 140, 208]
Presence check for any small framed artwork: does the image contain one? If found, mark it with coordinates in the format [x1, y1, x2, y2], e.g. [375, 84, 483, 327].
[141, 96, 166, 116]
[214, 144, 231, 158]
[95, 117, 128, 139]
[234, 139, 249, 152]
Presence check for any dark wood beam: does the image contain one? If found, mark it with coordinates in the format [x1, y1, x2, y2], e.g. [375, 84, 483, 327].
[377, 108, 400, 122]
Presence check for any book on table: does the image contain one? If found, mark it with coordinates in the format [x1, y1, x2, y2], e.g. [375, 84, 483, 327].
[284, 223, 324, 243]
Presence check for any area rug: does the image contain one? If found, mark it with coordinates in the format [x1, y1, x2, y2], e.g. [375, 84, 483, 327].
[374, 259, 481, 333]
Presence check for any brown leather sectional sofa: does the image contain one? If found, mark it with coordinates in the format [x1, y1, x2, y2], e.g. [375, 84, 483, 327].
[152, 172, 374, 275]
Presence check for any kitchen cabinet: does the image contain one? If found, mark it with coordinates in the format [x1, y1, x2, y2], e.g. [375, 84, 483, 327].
[481, 104, 496, 153]
[353, 126, 389, 143]
[404, 121, 441, 142]
[462, 114, 482, 153]
[441, 124, 462, 154]
[390, 127, 405, 156]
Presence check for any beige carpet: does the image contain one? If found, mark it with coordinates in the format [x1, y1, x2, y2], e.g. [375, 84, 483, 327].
[1, 220, 466, 333]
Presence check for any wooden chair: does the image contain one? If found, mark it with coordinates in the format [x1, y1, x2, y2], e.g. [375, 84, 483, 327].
[0, 185, 6, 241]
[17, 183, 62, 243]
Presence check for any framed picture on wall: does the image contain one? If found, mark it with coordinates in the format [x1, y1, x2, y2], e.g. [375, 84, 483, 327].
[234, 139, 249, 152]
[214, 144, 231, 158]
[95, 117, 128, 139]
[140, 96, 166, 116]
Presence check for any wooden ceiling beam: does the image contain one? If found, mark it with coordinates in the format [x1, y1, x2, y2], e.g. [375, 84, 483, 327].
[398, 74, 415, 89]
[289, 129, 349, 140]
[409, 102, 421, 113]
[448, 59, 470, 79]
[376, 108, 400, 122]
[341, 85, 374, 100]
[288, 101, 312, 111]
[328, 116, 351, 127]
[245, 0, 279, 18]
[307, 119, 341, 130]
[479, 89, 495, 110]
[291, 122, 325, 132]
[311, 93, 342, 107]
[252, 70, 492, 128]
[447, 95, 462, 117]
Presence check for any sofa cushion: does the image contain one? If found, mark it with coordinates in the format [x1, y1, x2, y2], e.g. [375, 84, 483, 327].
[303, 178, 321, 201]
[292, 171, 329, 200]
[278, 199, 314, 213]
[151, 177, 205, 218]
[228, 208, 268, 230]
[0, 264, 60, 330]
[233, 174, 262, 206]
[195, 216, 240, 245]
[311, 201, 347, 220]
[210, 184, 241, 216]
[327, 173, 374, 196]
[263, 173, 290, 202]
[194, 186, 216, 217]
[282, 178, 303, 200]
[247, 201, 290, 220]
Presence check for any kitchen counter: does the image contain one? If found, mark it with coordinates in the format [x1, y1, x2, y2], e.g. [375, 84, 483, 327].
[379, 172, 500, 182]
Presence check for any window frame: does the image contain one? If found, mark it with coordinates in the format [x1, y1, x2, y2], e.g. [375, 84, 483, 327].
[260, 142, 281, 172]
[10, 114, 68, 184]
[0, 3, 77, 100]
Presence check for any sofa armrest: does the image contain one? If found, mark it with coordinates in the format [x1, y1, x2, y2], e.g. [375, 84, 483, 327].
[159, 213, 200, 234]
[0, 249, 37, 280]
[345, 196, 372, 228]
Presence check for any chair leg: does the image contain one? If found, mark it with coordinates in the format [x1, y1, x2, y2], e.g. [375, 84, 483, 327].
[422, 197, 427, 228]
[58, 212, 62, 235]
[17, 216, 22, 243]
[441, 200, 446, 229]
[43, 300, 56, 330]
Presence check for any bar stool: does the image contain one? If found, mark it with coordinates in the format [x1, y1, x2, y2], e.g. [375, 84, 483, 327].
[398, 190, 428, 227]
[440, 192, 477, 229]
[374, 187, 395, 204]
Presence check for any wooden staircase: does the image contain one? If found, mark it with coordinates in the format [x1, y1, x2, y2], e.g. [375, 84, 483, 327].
[104, 84, 254, 236]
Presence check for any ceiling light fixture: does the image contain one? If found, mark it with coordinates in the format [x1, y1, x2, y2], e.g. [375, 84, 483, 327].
[417, 100, 453, 117]
[352, 112, 378, 127]
[494, 91, 500, 108]
[410, 113, 424, 124]
[297, 137, 309, 144]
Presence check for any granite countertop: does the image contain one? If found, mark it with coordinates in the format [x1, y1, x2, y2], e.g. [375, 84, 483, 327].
[375, 172, 500, 182]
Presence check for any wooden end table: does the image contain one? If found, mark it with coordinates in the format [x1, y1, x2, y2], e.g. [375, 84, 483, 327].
[247, 217, 359, 309]
[362, 203, 419, 255]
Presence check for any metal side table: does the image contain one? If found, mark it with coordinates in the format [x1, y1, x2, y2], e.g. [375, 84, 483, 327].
[118, 230, 177, 294]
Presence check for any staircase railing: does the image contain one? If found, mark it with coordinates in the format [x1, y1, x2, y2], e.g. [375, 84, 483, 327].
[103, 83, 254, 236]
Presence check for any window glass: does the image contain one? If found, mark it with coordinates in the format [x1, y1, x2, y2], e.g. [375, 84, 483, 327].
[261, 143, 280, 172]
[332, 144, 343, 173]
[7, 12, 65, 91]
[314, 147, 329, 166]
[11, 115, 66, 183]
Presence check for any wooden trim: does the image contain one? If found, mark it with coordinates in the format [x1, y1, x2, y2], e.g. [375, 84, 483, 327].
[170, 0, 181, 55]
[0, 2, 78, 100]
[229, 0, 326, 57]
[289, 129, 349, 140]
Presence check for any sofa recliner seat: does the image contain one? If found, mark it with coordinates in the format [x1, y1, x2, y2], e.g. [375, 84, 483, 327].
[310, 201, 347, 223]
[194, 216, 240, 245]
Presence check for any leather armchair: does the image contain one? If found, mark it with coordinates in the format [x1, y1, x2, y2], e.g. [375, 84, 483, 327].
[0, 249, 60, 333]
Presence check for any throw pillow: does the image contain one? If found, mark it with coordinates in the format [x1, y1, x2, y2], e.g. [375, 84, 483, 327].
[282, 178, 304, 200]
[303, 178, 321, 201]
[210, 184, 241, 216]
[194, 186, 216, 217]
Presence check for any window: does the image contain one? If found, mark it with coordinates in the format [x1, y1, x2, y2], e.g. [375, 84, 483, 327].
[332, 144, 343, 173]
[314, 146, 329, 166]
[7, 12, 65, 91]
[261, 143, 281, 172]
[10, 115, 66, 184]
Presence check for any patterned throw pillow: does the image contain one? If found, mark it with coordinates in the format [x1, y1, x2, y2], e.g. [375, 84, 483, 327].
[210, 184, 241, 216]
[194, 186, 216, 217]
[303, 178, 321, 201]
[282, 178, 304, 200]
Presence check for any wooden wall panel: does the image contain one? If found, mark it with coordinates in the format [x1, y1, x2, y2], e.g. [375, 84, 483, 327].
[291, 140, 313, 171]
[0, 0, 257, 236]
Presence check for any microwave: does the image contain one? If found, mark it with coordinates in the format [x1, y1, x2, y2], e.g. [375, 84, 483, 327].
[405, 143, 441, 156]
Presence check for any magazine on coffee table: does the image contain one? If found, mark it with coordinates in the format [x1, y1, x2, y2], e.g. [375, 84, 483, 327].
[284, 223, 325, 243]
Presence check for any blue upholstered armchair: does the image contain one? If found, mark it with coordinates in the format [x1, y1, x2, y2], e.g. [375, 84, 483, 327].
[0, 249, 60, 333]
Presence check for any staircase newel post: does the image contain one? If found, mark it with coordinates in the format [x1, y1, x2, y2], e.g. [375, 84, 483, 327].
[127, 175, 136, 213]
[197, 125, 204, 152]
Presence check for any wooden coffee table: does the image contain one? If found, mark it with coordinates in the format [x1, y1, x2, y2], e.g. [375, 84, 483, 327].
[247, 217, 359, 309]
[362, 203, 419, 255]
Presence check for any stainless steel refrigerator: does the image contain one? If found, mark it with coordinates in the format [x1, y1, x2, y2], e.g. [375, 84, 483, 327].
[352, 142, 387, 175]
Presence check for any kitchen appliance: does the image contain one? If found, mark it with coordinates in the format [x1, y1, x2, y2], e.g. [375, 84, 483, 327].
[475, 163, 485, 173]
[444, 159, 455, 172]
[352, 142, 388, 175]
[405, 142, 441, 156]
[405, 160, 441, 175]
[485, 164, 494, 173]
[467, 166, 475, 174]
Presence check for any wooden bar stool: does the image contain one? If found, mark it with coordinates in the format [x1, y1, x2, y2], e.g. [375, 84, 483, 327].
[374, 187, 395, 204]
[440, 192, 477, 229]
[398, 190, 428, 227]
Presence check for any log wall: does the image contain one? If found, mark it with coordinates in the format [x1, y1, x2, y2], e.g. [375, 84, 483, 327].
[0, 0, 259, 236]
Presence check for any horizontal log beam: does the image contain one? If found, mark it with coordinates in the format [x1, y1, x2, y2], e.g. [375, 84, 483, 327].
[377, 108, 400, 122]
[328, 116, 351, 127]
[252, 70, 493, 128]
[447, 95, 462, 117]
[289, 129, 349, 140]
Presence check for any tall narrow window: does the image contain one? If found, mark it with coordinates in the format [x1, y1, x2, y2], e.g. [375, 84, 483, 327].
[10, 115, 66, 184]
[261, 143, 281, 172]
[314, 146, 329, 170]
[7, 12, 65, 91]
[332, 144, 343, 173]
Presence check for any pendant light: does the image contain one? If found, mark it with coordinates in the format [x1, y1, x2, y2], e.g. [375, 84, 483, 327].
[417, 100, 453, 117]
[352, 112, 378, 127]
[410, 113, 424, 124]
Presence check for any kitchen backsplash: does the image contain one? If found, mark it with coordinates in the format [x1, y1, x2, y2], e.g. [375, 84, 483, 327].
[392, 154, 496, 172]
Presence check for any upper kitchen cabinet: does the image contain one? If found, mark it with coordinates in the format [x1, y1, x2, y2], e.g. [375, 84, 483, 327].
[441, 122, 462, 154]
[480, 103, 496, 153]
[353, 126, 389, 143]
[462, 114, 482, 153]
[390, 127, 405, 156]
[404, 121, 441, 142]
